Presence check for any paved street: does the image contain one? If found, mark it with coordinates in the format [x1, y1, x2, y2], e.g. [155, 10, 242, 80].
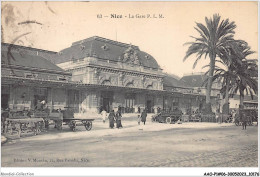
[1, 115, 258, 167]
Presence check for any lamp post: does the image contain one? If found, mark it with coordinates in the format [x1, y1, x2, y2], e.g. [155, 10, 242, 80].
[217, 93, 221, 123]
[197, 88, 201, 112]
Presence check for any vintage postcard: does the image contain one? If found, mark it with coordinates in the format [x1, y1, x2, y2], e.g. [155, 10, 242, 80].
[1, 1, 258, 176]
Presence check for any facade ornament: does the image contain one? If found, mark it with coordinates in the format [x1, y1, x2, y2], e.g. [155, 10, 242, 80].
[101, 44, 109, 51]
[94, 68, 101, 76]
[122, 46, 141, 65]
[80, 45, 85, 50]
[119, 72, 125, 81]
[99, 75, 111, 85]
[141, 76, 146, 83]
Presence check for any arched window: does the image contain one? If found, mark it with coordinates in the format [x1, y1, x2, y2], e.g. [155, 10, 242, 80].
[101, 80, 111, 85]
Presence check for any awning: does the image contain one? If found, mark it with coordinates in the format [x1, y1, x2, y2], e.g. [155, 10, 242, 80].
[2, 75, 209, 98]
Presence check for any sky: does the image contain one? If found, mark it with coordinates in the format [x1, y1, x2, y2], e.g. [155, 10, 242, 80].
[1, 1, 258, 77]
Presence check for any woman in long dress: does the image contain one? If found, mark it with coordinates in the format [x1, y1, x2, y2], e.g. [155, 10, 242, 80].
[108, 110, 115, 129]
[116, 110, 123, 129]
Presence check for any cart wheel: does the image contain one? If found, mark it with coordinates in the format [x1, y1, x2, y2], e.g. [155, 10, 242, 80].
[166, 117, 171, 124]
[85, 121, 92, 131]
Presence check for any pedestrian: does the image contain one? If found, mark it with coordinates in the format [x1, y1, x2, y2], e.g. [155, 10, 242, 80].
[108, 110, 115, 129]
[157, 107, 161, 113]
[137, 115, 141, 125]
[231, 110, 236, 123]
[141, 109, 147, 125]
[118, 105, 121, 112]
[101, 109, 107, 123]
[241, 111, 247, 130]
[138, 106, 141, 114]
[115, 110, 123, 129]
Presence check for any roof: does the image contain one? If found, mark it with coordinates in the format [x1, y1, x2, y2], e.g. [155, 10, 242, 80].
[163, 73, 190, 88]
[1, 43, 57, 54]
[180, 74, 207, 87]
[1, 49, 66, 73]
[53, 36, 160, 69]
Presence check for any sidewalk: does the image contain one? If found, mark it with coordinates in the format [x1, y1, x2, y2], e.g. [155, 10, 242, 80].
[17, 121, 234, 143]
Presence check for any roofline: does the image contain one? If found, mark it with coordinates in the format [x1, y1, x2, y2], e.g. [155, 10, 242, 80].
[2, 64, 72, 76]
[71, 36, 140, 50]
[1, 43, 57, 54]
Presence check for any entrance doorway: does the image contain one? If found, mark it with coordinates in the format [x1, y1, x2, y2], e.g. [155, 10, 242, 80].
[146, 100, 152, 113]
[100, 91, 113, 113]
[68, 90, 79, 113]
[1, 94, 9, 110]
[102, 98, 110, 113]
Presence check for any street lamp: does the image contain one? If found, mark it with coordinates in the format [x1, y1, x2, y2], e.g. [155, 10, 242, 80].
[217, 93, 221, 123]
[197, 88, 201, 112]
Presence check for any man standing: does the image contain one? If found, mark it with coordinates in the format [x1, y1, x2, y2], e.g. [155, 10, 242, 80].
[141, 109, 147, 125]
[241, 111, 247, 130]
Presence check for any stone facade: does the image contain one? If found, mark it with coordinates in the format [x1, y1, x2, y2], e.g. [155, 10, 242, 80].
[54, 36, 165, 113]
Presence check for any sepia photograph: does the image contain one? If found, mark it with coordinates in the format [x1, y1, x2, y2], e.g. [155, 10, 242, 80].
[1, 1, 258, 176]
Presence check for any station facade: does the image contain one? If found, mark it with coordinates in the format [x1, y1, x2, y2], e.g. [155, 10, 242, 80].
[1, 36, 221, 115]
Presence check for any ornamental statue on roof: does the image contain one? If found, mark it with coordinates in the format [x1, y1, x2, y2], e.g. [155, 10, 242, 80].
[122, 45, 141, 65]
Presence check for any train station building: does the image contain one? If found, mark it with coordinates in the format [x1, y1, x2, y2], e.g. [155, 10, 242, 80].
[1, 36, 224, 116]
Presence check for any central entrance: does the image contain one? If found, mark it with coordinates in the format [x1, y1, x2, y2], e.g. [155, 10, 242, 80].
[146, 100, 152, 113]
[101, 91, 113, 113]
[102, 98, 110, 113]
[146, 94, 154, 113]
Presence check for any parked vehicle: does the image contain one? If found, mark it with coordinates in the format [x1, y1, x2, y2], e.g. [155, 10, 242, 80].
[151, 108, 182, 124]
[55, 107, 94, 131]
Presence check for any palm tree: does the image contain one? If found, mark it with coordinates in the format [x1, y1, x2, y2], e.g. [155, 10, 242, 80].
[184, 14, 237, 113]
[229, 59, 258, 108]
[218, 40, 255, 111]
[204, 40, 257, 112]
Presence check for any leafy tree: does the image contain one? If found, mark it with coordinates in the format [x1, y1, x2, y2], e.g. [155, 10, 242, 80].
[184, 14, 236, 113]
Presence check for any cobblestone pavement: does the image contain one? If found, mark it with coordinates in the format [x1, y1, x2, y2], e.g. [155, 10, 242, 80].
[133, 144, 258, 167]
[1, 119, 258, 167]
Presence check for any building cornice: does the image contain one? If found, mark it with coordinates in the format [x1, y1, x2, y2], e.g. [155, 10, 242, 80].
[64, 62, 164, 78]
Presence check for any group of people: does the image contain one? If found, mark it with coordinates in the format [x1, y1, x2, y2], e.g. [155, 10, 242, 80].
[101, 109, 123, 129]
[101, 108, 148, 128]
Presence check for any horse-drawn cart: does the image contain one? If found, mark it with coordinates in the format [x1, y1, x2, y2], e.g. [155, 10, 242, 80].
[4, 118, 45, 137]
[48, 107, 94, 131]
